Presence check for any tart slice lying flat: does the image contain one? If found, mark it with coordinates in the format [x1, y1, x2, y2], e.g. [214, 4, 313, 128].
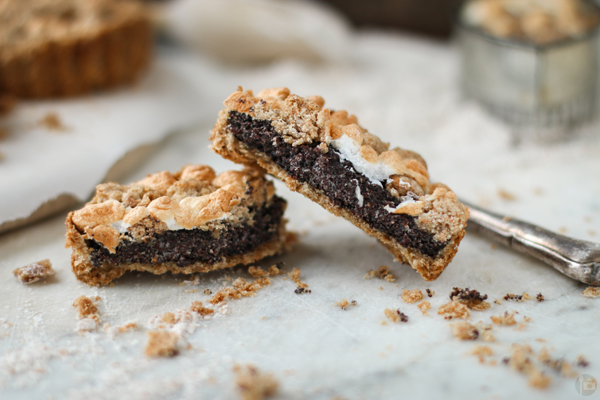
[66, 164, 294, 286]
[210, 87, 469, 281]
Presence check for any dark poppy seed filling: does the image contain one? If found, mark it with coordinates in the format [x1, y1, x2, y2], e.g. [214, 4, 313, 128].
[227, 111, 447, 258]
[88, 197, 286, 268]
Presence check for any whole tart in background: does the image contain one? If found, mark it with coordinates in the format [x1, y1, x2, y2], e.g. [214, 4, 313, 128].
[0, 0, 152, 98]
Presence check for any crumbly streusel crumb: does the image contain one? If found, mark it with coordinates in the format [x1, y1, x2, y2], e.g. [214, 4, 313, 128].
[401, 289, 423, 304]
[335, 299, 357, 310]
[384, 308, 408, 323]
[528, 370, 551, 389]
[503, 293, 530, 302]
[576, 355, 589, 368]
[451, 321, 479, 340]
[437, 301, 470, 320]
[288, 267, 309, 290]
[117, 322, 138, 333]
[491, 311, 517, 326]
[249, 263, 284, 278]
[73, 295, 100, 320]
[417, 301, 431, 315]
[13, 259, 54, 284]
[209, 277, 271, 304]
[450, 287, 490, 310]
[204, 289, 212, 295]
[478, 324, 495, 342]
[190, 301, 215, 317]
[364, 266, 395, 282]
[145, 331, 179, 358]
[536, 293, 545, 302]
[472, 345, 493, 356]
[234, 364, 279, 400]
[38, 113, 66, 131]
[582, 287, 600, 298]
[426, 288, 434, 297]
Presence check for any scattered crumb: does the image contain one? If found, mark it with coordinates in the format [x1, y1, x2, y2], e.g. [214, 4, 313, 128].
[491, 311, 517, 326]
[536, 293, 545, 302]
[364, 265, 395, 282]
[234, 364, 279, 400]
[490, 244, 497, 249]
[535, 338, 546, 343]
[558, 226, 567, 234]
[73, 295, 100, 321]
[497, 188, 516, 201]
[288, 267, 309, 290]
[379, 286, 383, 290]
[209, 277, 271, 305]
[528, 369, 551, 389]
[503, 292, 530, 302]
[204, 289, 212, 295]
[384, 308, 408, 323]
[451, 321, 479, 340]
[426, 288, 434, 297]
[189, 301, 215, 317]
[117, 321, 138, 333]
[588, 230, 596, 237]
[533, 187, 544, 196]
[582, 287, 600, 298]
[577, 355, 589, 368]
[294, 287, 311, 294]
[13, 259, 54, 284]
[335, 299, 348, 310]
[478, 324, 495, 342]
[249, 264, 283, 278]
[184, 289, 198, 293]
[537, 347, 578, 378]
[472, 345, 493, 356]
[494, 299, 502, 305]
[401, 289, 423, 304]
[145, 331, 179, 358]
[450, 287, 490, 310]
[38, 112, 66, 131]
[437, 301, 470, 320]
[505, 344, 551, 389]
[417, 301, 431, 315]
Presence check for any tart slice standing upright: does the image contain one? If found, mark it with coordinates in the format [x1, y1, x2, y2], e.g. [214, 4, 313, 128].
[210, 87, 469, 281]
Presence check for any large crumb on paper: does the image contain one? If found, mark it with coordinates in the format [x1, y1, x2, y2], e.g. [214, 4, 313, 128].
[582, 287, 600, 298]
[209, 277, 271, 304]
[401, 289, 423, 304]
[335, 299, 357, 310]
[505, 344, 552, 389]
[451, 321, 479, 340]
[38, 113, 66, 131]
[13, 259, 54, 284]
[384, 308, 408, 323]
[288, 267, 310, 291]
[73, 295, 101, 332]
[189, 301, 215, 317]
[234, 364, 279, 400]
[437, 301, 470, 320]
[248, 263, 283, 278]
[364, 265, 395, 282]
[491, 311, 517, 326]
[73, 295, 100, 320]
[417, 301, 431, 315]
[449, 287, 490, 310]
[145, 331, 179, 358]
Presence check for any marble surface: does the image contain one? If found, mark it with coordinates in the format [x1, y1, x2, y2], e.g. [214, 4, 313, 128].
[1, 34, 600, 400]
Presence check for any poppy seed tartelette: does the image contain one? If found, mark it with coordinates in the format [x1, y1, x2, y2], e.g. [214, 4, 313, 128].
[210, 87, 469, 281]
[66, 164, 295, 286]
